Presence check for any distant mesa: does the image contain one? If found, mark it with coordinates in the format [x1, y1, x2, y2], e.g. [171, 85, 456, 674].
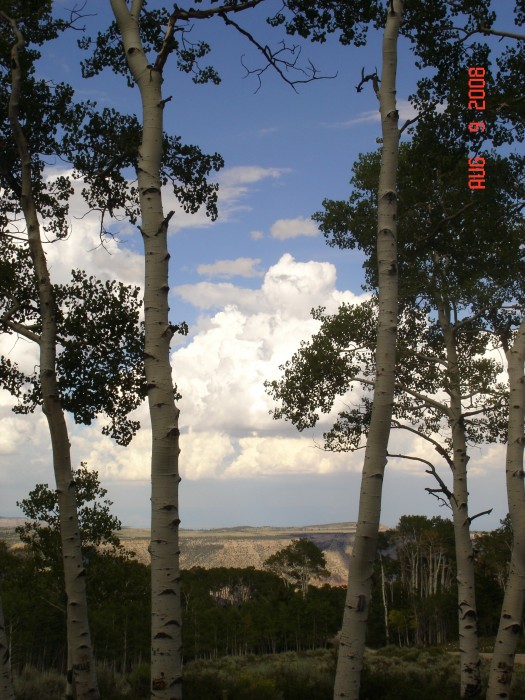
[1, 519, 361, 587]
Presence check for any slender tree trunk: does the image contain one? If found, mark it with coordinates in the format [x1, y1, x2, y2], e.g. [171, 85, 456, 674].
[437, 302, 481, 697]
[0, 595, 15, 700]
[487, 318, 525, 700]
[333, 3, 402, 698]
[379, 553, 390, 645]
[5, 16, 99, 700]
[110, 2, 182, 698]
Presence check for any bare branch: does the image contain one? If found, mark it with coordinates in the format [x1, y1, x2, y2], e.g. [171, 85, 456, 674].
[467, 507, 493, 526]
[39, 595, 66, 614]
[452, 306, 486, 333]
[356, 67, 380, 97]
[412, 351, 448, 368]
[174, 0, 265, 21]
[399, 113, 419, 135]
[391, 420, 454, 469]
[425, 488, 453, 510]
[154, 11, 177, 72]
[422, 458, 455, 511]
[1, 231, 27, 242]
[220, 14, 334, 93]
[388, 452, 453, 506]
[394, 380, 450, 415]
[63, 2, 97, 31]
[354, 374, 449, 415]
[3, 319, 41, 345]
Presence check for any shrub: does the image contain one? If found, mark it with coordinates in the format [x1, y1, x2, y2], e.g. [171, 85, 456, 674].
[128, 662, 150, 697]
[14, 666, 64, 700]
[231, 673, 281, 700]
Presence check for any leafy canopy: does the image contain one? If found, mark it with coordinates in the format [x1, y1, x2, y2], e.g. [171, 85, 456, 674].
[264, 538, 330, 597]
[0, 235, 147, 445]
[16, 463, 128, 569]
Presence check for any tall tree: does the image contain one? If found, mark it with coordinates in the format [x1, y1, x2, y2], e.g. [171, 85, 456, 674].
[79, 2, 232, 695]
[487, 319, 525, 700]
[78, 2, 382, 695]
[267, 2, 521, 697]
[1, 9, 99, 698]
[332, 2, 402, 697]
[267, 143, 523, 700]
[0, 7, 149, 697]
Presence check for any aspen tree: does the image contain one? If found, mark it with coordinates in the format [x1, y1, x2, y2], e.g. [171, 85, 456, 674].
[2, 14, 100, 699]
[487, 319, 525, 700]
[333, 3, 402, 697]
[108, 3, 186, 695]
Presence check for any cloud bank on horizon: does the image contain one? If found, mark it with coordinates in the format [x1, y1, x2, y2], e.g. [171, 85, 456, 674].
[0, 164, 507, 529]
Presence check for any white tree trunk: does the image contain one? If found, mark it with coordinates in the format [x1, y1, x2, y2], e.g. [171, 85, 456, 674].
[0, 595, 15, 700]
[487, 318, 525, 700]
[110, 2, 182, 698]
[333, 3, 402, 698]
[437, 303, 481, 697]
[5, 17, 99, 700]
[379, 554, 390, 645]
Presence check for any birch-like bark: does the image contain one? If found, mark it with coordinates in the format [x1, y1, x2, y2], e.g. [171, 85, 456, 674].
[487, 318, 525, 700]
[437, 302, 481, 698]
[333, 3, 402, 698]
[110, 2, 182, 698]
[379, 553, 390, 645]
[5, 15, 99, 700]
[0, 594, 15, 700]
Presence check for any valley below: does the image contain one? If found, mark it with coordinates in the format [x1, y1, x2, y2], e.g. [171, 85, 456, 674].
[1, 517, 362, 586]
[119, 521, 361, 586]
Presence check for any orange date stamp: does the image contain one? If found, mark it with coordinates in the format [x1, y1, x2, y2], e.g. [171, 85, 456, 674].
[467, 67, 486, 190]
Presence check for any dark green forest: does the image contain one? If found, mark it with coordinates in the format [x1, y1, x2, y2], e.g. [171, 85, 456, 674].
[0, 513, 515, 672]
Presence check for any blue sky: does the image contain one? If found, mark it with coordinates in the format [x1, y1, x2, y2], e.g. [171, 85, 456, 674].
[0, 1, 519, 530]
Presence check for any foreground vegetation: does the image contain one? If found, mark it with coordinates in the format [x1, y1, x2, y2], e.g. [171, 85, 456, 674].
[1, 469, 520, 698]
[11, 648, 525, 700]
[1, 509, 515, 673]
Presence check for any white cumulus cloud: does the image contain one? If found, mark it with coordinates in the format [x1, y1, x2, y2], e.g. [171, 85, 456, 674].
[270, 217, 319, 240]
[171, 254, 367, 479]
[197, 257, 263, 279]
[219, 166, 289, 187]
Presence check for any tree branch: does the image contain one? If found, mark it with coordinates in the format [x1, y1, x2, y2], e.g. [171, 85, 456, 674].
[356, 67, 380, 97]
[3, 319, 41, 345]
[354, 374, 449, 415]
[391, 420, 454, 469]
[423, 461, 453, 504]
[0, 300, 21, 325]
[0, 231, 28, 242]
[395, 380, 450, 415]
[388, 452, 453, 505]
[220, 13, 333, 93]
[467, 507, 493, 526]
[423, 201, 474, 242]
[173, 0, 265, 21]
[479, 24, 525, 42]
[399, 113, 419, 135]
[153, 10, 177, 72]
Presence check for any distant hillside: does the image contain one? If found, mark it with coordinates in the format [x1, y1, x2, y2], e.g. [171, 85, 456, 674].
[0, 517, 26, 546]
[119, 522, 363, 586]
[1, 520, 383, 586]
